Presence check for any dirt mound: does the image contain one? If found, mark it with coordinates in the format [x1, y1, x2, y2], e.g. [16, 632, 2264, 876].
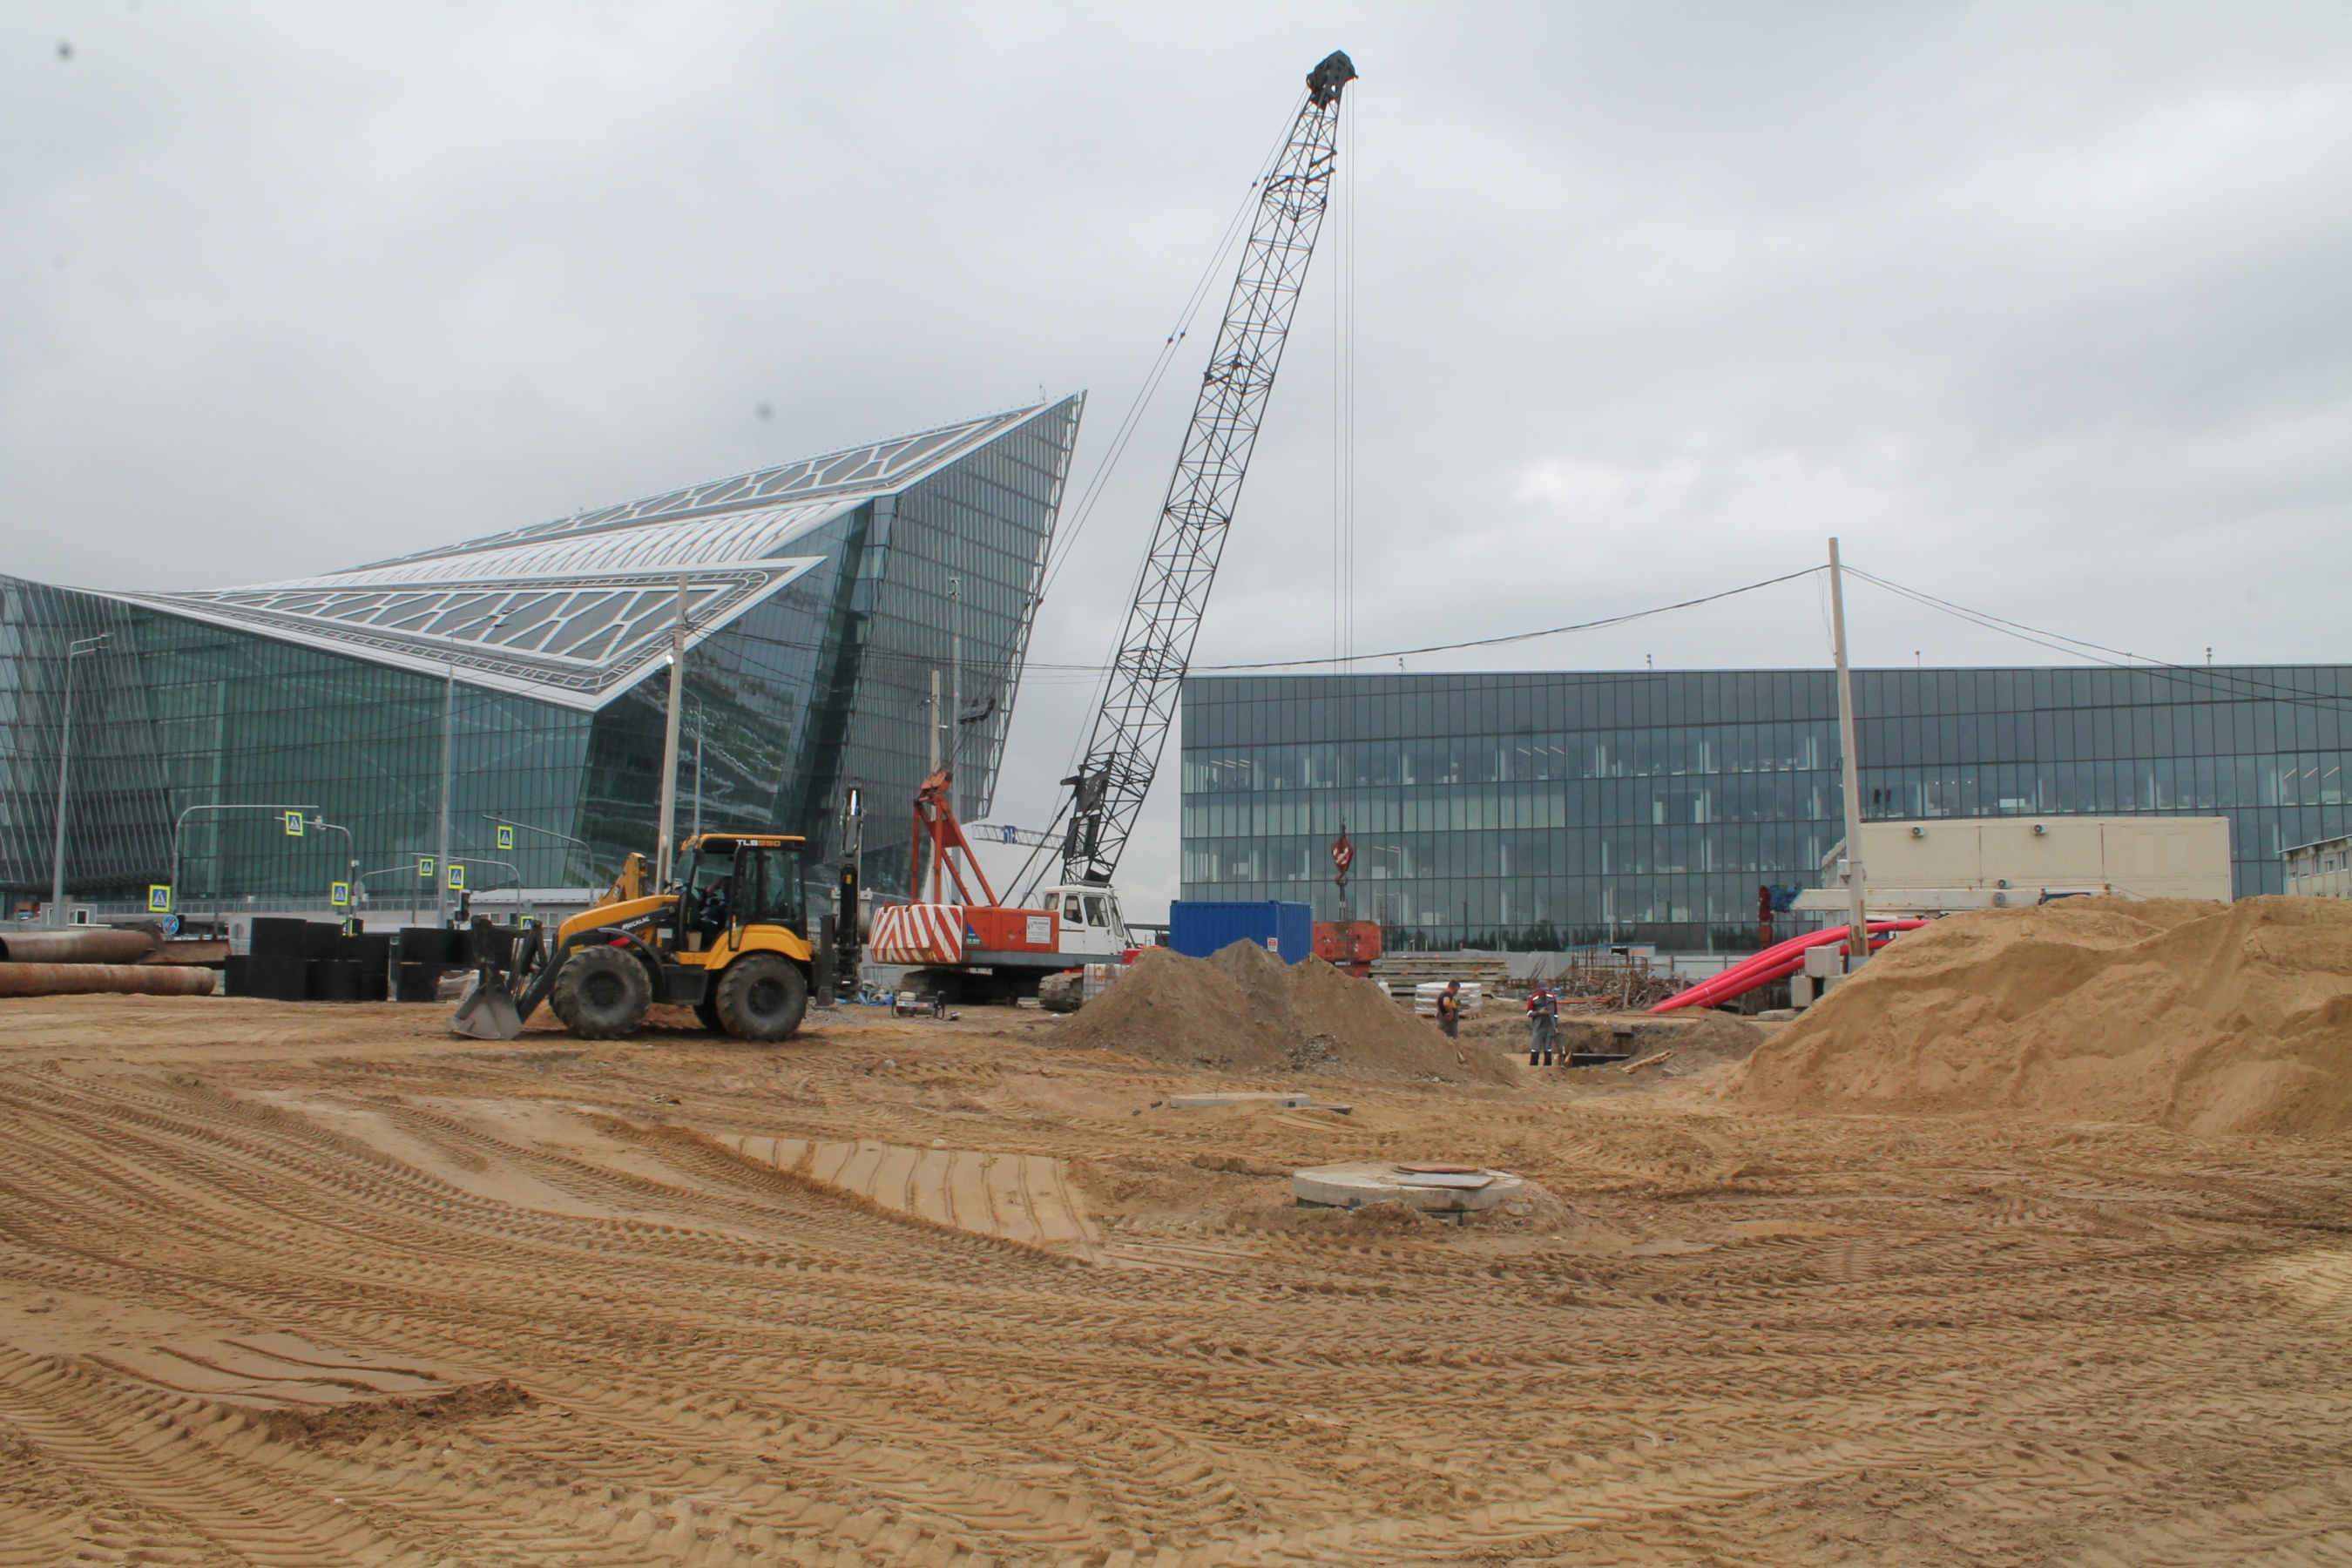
[1740, 896, 2352, 1135]
[1656, 1010, 1769, 1066]
[1054, 943, 1513, 1084]
[1051, 946, 1288, 1070]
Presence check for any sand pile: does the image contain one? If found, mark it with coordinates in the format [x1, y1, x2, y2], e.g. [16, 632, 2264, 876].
[1055, 942, 1514, 1084]
[1740, 896, 2352, 1136]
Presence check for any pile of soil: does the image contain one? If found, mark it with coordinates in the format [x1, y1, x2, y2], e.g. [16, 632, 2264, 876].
[1645, 1010, 1771, 1069]
[1740, 896, 2352, 1136]
[1054, 943, 1515, 1084]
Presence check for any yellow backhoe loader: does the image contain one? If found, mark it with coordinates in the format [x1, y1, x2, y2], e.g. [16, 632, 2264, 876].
[449, 834, 814, 1042]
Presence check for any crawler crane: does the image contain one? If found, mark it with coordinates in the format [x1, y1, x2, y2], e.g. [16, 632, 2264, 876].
[869, 49, 1357, 1001]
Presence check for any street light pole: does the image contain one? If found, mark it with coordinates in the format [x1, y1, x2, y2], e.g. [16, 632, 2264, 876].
[168, 802, 320, 936]
[50, 634, 109, 926]
[435, 609, 509, 928]
[437, 660, 455, 927]
[655, 574, 691, 888]
[480, 814, 605, 887]
[458, 858, 530, 917]
[307, 815, 358, 921]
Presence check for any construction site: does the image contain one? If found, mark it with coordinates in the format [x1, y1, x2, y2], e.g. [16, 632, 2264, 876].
[7, 32, 2352, 1568]
[6, 895, 2352, 1566]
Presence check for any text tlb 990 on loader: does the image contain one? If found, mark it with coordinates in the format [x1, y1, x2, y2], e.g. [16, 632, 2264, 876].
[450, 834, 814, 1043]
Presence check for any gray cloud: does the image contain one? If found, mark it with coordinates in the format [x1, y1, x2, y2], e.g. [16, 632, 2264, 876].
[6, 2, 2347, 916]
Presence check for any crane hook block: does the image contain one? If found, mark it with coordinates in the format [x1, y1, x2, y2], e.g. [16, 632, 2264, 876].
[1308, 51, 1356, 107]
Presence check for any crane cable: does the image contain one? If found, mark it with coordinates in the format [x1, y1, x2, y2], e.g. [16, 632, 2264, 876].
[1034, 92, 1312, 610]
[1330, 84, 1358, 671]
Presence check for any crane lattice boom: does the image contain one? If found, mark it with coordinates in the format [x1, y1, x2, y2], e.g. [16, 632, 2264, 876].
[1061, 49, 1355, 886]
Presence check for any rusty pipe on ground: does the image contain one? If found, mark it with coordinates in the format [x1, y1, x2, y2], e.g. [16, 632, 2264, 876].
[0, 963, 214, 997]
[0, 928, 160, 965]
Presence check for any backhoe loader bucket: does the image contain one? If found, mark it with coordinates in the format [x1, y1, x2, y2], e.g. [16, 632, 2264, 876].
[449, 977, 526, 1041]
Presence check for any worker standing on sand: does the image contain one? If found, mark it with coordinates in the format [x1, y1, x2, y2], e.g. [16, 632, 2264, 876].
[1526, 983, 1558, 1067]
[1436, 979, 1462, 1038]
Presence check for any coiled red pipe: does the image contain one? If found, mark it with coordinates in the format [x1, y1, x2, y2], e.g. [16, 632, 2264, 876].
[1650, 921, 1927, 1013]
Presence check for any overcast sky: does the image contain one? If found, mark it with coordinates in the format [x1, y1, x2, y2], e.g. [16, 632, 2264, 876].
[7, 2, 2349, 916]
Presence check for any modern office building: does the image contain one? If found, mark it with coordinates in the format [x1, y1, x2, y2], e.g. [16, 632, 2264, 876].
[1, 398, 1082, 922]
[1179, 666, 2352, 952]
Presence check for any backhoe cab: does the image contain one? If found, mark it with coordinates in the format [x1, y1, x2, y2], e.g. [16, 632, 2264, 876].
[449, 834, 814, 1043]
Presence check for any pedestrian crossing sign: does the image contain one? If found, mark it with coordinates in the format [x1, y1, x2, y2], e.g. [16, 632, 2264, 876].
[496, 824, 514, 850]
[284, 811, 304, 836]
[417, 856, 436, 879]
[147, 885, 172, 914]
[329, 882, 351, 908]
[446, 863, 466, 891]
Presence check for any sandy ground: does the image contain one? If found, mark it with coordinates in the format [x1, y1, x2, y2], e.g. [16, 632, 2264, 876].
[3, 994, 2350, 1566]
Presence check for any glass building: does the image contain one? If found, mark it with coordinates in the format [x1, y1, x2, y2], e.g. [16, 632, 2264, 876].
[1179, 666, 2352, 952]
[0, 398, 1082, 921]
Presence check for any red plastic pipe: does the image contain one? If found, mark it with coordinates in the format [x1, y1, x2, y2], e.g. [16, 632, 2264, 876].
[1650, 921, 1927, 1013]
[1654, 926, 1879, 1013]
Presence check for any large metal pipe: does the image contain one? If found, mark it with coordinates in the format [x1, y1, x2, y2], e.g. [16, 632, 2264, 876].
[0, 928, 160, 965]
[0, 963, 213, 997]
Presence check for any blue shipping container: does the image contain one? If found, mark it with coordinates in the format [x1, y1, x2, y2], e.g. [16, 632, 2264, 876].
[1168, 900, 1314, 965]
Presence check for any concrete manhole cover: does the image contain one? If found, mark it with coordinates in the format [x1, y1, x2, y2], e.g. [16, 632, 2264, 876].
[1293, 1160, 1524, 1213]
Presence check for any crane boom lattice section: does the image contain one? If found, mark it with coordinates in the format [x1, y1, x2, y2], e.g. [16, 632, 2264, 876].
[1062, 50, 1355, 886]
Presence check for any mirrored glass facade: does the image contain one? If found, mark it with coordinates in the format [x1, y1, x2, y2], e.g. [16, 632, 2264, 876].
[1180, 666, 2352, 952]
[0, 399, 1081, 918]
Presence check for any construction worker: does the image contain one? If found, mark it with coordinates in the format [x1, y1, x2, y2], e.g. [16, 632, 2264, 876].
[1526, 982, 1559, 1067]
[1435, 979, 1462, 1038]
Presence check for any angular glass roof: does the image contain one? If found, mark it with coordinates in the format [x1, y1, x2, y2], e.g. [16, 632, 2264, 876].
[97, 400, 1071, 711]
[361, 404, 1047, 570]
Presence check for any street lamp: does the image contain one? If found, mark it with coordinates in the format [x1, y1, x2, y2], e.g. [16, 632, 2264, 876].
[306, 815, 359, 922]
[167, 803, 321, 936]
[479, 813, 605, 886]
[49, 633, 110, 926]
[451, 857, 530, 920]
[439, 608, 510, 926]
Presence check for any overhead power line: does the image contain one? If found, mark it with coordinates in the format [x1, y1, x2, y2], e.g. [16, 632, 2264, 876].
[1847, 567, 2352, 713]
[1193, 569, 1826, 671]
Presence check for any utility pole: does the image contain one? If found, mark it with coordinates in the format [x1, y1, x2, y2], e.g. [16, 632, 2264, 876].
[49, 633, 109, 925]
[691, 725, 704, 839]
[1828, 537, 1869, 962]
[654, 575, 690, 888]
[948, 575, 962, 819]
[927, 668, 941, 775]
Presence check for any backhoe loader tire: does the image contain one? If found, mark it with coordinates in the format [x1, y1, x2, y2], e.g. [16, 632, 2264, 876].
[714, 954, 807, 1043]
[550, 945, 652, 1039]
[693, 997, 723, 1034]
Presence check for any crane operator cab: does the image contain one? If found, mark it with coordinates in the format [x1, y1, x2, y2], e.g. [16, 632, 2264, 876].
[451, 833, 814, 1044]
[1044, 885, 1131, 959]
